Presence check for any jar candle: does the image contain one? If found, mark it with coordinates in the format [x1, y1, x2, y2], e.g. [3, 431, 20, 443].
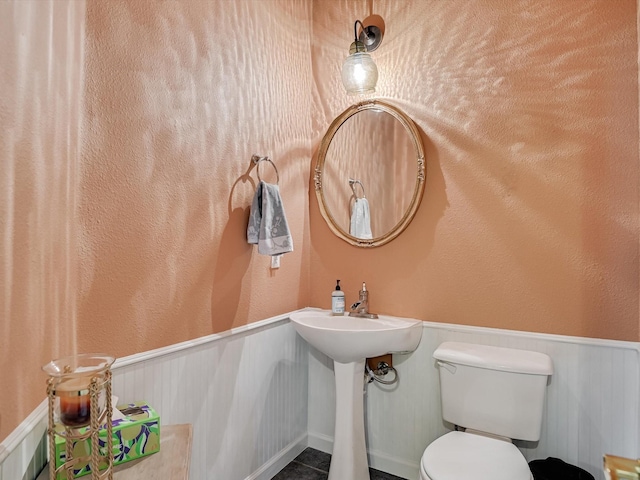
[42, 354, 115, 428]
[56, 377, 92, 427]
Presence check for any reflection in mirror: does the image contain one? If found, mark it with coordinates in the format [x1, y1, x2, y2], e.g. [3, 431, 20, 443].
[323, 109, 416, 238]
[315, 100, 425, 247]
[348, 178, 372, 239]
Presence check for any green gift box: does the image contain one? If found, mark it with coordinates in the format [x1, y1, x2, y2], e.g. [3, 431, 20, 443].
[54, 401, 160, 479]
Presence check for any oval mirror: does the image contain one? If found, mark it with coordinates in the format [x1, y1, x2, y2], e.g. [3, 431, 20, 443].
[314, 100, 426, 247]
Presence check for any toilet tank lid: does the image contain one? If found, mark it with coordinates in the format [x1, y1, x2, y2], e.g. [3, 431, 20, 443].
[433, 342, 553, 375]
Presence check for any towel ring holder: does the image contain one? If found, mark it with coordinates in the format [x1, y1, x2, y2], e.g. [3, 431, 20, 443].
[349, 178, 366, 199]
[252, 154, 280, 184]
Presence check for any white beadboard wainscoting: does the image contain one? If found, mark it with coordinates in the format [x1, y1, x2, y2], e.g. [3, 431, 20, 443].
[2, 309, 639, 480]
[308, 319, 640, 480]
[0, 312, 309, 480]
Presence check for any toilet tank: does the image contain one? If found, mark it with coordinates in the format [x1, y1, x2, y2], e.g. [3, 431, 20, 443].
[434, 342, 553, 442]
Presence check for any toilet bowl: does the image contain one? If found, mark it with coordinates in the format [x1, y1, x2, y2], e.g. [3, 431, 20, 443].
[421, 342, 553, 480]
[419, 431, 532, 480]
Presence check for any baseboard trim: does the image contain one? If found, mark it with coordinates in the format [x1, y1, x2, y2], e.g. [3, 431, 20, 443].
[307, 431, 420, 480]
[367, 446, 420, 480]
[306, 431, 333, 455]
[245, 433, 308, 480]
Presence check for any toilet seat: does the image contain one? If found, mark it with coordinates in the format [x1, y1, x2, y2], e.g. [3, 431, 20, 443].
[420, 431, 532, 480]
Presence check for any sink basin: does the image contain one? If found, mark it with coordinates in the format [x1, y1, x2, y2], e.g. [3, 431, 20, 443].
[289, 310, 423, 364]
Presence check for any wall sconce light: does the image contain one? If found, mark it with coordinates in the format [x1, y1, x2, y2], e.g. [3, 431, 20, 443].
[341, 20, 383, 95]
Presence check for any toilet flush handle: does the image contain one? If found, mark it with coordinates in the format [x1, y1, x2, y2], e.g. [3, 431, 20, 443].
[436, 361, 457, 374]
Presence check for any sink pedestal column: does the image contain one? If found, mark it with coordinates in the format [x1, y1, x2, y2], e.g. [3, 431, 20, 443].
[329, 359, 370, 480]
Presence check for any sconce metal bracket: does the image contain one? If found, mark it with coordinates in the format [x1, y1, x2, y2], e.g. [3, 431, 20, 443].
[358, 25, 382, 52]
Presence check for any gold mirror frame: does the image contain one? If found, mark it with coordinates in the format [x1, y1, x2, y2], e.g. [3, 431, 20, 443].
[314, 100, 426, 247]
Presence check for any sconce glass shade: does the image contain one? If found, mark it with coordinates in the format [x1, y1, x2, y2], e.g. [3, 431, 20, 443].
[341, 41, 378, 95]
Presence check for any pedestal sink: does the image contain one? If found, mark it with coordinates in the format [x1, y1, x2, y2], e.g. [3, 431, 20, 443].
[290, 310, 423, 480]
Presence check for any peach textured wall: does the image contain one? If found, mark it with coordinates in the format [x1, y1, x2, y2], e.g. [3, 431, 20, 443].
[309, 1, 640, 341]
[0, 0, 638, 447]
[77, 0, 312, 353]
[0, 0, 312, 443]
[0, 0, 85, 447]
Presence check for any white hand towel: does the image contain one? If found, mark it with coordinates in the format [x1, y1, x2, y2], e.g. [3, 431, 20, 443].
[247, 181, 294, 255]
[350, 197, 373, 239]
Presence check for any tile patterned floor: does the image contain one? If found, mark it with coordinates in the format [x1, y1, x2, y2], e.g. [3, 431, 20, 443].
[272, 448, 408, 480]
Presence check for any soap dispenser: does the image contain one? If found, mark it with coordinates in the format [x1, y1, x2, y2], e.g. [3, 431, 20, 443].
[331, 280, 345, 316]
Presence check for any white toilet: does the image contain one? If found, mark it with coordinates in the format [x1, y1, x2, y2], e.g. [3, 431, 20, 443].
[420, 341, 553, 480]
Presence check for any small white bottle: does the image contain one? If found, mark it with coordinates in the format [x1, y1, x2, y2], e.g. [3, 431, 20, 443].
[331, 280, 345, 316]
